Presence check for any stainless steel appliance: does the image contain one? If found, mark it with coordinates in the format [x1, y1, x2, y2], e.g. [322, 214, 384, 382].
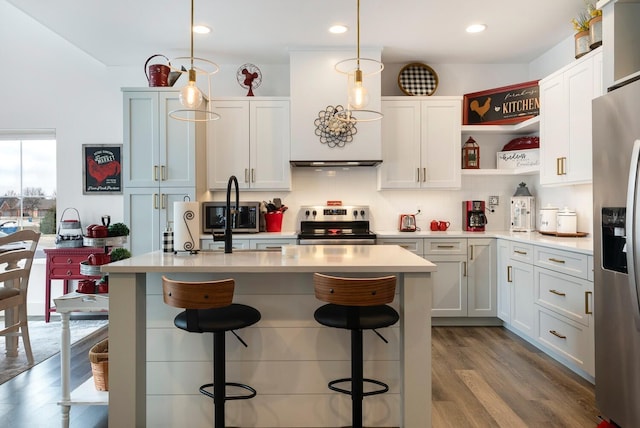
[462, 200, 487, 232]
[297, 205, 376, 245]
[593, 75, 640, 427]
[202, 201, 260, 234]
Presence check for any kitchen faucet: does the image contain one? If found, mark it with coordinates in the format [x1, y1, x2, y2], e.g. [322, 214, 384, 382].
[213, 175, 239, 253]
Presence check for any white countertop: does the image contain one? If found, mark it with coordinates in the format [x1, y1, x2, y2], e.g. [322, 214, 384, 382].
[375, 230, 593, 255]
[102, 244, 437, 274]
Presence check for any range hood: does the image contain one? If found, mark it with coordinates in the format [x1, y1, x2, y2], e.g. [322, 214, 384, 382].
[290, 159, 382, 167]
[289, 49, 382, 165]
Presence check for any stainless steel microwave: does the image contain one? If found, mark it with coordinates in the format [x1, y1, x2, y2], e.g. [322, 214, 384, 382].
[202, 201, 260, 234]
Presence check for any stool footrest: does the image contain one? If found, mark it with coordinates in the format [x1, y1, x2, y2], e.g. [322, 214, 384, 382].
[328, 377, 389, 397]
[199, 382, 257, 401]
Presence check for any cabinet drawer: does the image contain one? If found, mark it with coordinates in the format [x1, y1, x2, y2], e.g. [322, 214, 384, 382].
[423, 239, 466, 256]
[534, 247, 589, 279]
[536, 306, 593, 374]
[49, 266, 83, 278]
[377, 239, 423, 255]
[508, 242, 533, 263]
[535, 267, 593, 326]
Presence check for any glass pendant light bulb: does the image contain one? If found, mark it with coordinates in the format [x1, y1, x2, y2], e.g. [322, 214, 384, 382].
[348, 69, 369, 110]
[179, 69, 203, 109]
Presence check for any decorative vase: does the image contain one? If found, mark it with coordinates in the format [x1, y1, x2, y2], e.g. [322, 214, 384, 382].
[574, 30, 590, 59]
[589, 15, 602, 49]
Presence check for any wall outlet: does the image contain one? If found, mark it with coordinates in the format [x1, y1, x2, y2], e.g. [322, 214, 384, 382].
[489, 196, 499, 206]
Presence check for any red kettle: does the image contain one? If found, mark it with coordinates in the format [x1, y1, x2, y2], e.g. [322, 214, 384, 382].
[399, 214, 417, 232]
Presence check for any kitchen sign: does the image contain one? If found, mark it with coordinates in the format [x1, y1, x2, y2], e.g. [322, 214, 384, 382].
[83, 144, 122, 194]
[463, 80, 539, 125]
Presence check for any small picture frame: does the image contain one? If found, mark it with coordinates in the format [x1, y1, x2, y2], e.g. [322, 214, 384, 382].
[83, 144, 122, 194]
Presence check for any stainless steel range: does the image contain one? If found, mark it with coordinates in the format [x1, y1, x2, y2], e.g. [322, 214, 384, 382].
[297, 205, 376, 245]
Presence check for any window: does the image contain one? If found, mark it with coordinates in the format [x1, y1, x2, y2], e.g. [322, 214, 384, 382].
[0, 130, 57, 255]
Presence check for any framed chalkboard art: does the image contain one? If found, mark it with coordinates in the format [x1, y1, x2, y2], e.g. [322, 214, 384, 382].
[463, 80, 539, 125]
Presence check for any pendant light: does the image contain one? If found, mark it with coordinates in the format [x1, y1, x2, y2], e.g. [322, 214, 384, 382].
[169, 0, 220, 122]
[334, 0, 384, 123]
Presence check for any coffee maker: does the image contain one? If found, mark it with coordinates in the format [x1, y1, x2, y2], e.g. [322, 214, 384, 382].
[462, 200, 488, 232]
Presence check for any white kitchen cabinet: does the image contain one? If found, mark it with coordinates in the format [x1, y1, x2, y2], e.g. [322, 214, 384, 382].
[123, 89, 196, 188]
[498, 241, 536, 339]
[467, 238, 497, 317]
[539, 49, 603, 186]
[533, 246, 594, 376]
[124, 187, 194, 256]
[207, 98, 290, 191]
[378, 97, 462, 189]
[379, 237, 495, 319]
[123, 88, 203, 255]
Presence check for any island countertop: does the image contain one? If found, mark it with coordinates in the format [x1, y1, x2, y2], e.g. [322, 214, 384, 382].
[102, 244, 437, 274]
[103, 244, 436, 427]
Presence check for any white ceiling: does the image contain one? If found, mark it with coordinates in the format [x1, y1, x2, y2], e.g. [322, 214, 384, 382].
[7, 0, 589, 66]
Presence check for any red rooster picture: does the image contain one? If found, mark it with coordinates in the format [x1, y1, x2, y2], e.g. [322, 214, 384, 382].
[84, 146, 122, 193]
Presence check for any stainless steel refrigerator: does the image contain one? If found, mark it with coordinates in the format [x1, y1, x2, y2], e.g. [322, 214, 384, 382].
[593, 75, 640, 427]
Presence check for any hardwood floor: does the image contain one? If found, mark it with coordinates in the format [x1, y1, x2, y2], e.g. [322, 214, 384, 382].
[0, 326, 599, 427]
[432, 326, 600, 428]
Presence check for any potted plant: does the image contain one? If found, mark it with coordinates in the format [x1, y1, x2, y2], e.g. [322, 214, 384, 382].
[572, 11, 591, 59]
[587, 2, 603, 49]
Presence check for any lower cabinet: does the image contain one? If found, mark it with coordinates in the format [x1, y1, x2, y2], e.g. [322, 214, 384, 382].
[497, 238, 594, 379]
[200, 237, 296, 251]
[378, 237, 496, 319]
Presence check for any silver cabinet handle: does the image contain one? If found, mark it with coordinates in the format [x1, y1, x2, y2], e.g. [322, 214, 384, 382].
[463, 261, 467, 277]
[507, 265, 512, 282]
[161, 165, 166, 181]
[422, 167, 426, 182]
[469, 245, 474, 261]
[154, 165, 159, 181]
[244, 168, 249, 183]
[153, 193, 159, 209]
[585, 291, 593, 315]
[416, 168, 420, 183]
[251, 168, 255, 183]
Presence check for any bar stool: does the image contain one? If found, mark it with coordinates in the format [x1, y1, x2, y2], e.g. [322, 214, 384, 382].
[162, 276, 261, 428]
[313, 273, 399, 428]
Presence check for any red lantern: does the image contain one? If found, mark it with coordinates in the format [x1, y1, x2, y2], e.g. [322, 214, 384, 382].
[462, 136, 480, 169]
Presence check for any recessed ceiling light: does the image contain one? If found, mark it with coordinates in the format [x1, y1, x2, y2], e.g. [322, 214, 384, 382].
[193, 25, 211, 34]
[329, 25, 348, 34]
[466, 24, 487, 33]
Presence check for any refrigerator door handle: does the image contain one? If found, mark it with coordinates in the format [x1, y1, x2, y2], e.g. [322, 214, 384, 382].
[625, 139, 640, 330]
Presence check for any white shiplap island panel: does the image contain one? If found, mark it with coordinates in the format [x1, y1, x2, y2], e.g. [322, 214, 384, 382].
[102, 245, 436, 427]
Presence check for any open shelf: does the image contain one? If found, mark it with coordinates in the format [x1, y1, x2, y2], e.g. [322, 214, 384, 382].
[59, 377, 109, 406]
[461, 166, 539, 176]
[461, 115, 539, 134]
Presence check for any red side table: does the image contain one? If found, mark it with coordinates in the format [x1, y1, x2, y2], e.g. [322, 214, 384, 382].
[43, 247, 104, 322]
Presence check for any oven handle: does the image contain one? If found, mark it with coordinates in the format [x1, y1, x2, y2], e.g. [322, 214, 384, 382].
[298, 238, 377, 245]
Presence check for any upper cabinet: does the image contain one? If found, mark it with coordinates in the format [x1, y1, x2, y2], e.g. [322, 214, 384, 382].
[207, 98, 291, 191]
[539, 49, 603, 186]
[123, 89, 197, 188]
[378, 97, 462, 189]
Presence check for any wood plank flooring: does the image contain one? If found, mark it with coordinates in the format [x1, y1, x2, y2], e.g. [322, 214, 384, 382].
[432, 326, 600, 428]
[0, 326, 599, 427]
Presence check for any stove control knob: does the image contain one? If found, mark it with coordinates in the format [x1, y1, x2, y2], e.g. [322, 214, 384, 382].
[305, 210, 310, 217]
[312, 210, 317, 217]
[353, 210, 358, 217]
[360, 210, 366, 217]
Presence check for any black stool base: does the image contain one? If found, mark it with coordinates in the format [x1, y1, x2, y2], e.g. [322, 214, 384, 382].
[328, 377, 389, 397]
[199, 382, 257, 401]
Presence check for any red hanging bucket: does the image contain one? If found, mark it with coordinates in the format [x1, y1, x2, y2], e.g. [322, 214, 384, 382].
[145, 54, 171, 87]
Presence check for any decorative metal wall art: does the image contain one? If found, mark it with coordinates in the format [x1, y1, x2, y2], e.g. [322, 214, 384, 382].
[314, 105, 357, 148]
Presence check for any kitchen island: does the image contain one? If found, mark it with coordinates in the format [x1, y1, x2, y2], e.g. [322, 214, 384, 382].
[102, 244, 436, 427]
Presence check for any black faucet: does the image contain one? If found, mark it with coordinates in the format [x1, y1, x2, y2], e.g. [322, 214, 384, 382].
[213, 175, 239, 253]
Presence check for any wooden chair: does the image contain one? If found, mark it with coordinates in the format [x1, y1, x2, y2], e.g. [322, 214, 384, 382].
[0, 230, 41, 365]
[161, 275, 261, 428]
[313, 272, 399, 428]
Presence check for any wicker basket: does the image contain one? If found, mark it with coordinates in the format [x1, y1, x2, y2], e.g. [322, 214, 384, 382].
[89, 338, 109, 391]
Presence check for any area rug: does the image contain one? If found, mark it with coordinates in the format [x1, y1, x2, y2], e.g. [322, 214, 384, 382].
[0, 317, 108, 385]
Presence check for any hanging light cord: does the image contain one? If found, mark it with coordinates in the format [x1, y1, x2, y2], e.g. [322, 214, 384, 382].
[189, 0, 195, 70]
[356, 0, 361, 69]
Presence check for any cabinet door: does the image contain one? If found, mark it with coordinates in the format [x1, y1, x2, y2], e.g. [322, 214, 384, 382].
[123, 91, 161, 188]
[378, 100, 422, 189]
[539, 73, 568, 185]
[509, 259, 535, 338]
[564, 57, 594, 184]
[159, 93, 196, 187]
[249, 100, 291, 190]
[497, 239, 511, 323]
[207, 101, 250, 189]
[467, 238, 496, 317]
[421, 99, 462, 188]
[124, 187, 194, 256]
[429, 254, 467, 317]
